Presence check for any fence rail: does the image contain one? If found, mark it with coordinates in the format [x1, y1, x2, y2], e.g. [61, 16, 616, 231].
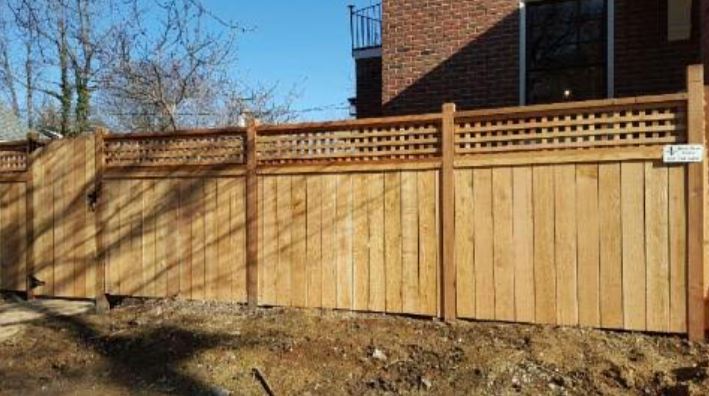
[0, 65, 707, 341]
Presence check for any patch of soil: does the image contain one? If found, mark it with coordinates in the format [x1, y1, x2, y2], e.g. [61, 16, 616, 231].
[1, 297, 709, 395]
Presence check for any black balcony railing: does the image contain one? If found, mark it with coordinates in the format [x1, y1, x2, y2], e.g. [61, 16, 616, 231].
[349, 3, 382, 52]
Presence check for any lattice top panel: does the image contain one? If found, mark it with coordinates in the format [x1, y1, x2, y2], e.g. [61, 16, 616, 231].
[104, 133, 246, 167]
[0, 144, 27, 172]
[454, 101, 688, 155]
[257, 122, 441, 165]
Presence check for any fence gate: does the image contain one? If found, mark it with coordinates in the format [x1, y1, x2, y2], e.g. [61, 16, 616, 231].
[29, 135, 97, 298]
[96, 132, 248, 302]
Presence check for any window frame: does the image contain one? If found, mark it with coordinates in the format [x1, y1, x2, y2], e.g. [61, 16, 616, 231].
[518, 0, 614, 105]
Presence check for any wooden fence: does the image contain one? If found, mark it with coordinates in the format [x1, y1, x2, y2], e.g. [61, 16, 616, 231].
[0, 65, 707, 340]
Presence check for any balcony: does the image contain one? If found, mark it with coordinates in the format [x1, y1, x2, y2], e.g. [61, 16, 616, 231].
[349, 3, 382, 58]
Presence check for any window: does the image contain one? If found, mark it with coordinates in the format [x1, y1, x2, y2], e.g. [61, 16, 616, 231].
[525, 0, 608, 104]
[667, 0, 692, 42]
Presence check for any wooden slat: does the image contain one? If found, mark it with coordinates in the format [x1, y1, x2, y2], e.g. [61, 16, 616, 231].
[276, 176, 292, 306]
[368, 173, 386, 312]
[645, 162, 670, 332]
[533, 166, 556, 324]
[620, 162, 646, 331]
[165, 179, 181, 298]
[513, 166, 534, 323]
[668, 166, 687, 333]
[492, 167, 514, 321]
[233, 178, 247, 302]
[261, 177, 277, 305]
[190, 180, 206, 300]
[216, 179, 233, 301]
[321, 175, 338, 309]
[352, 174, 369, 311]
[598, 163, 623, 329]
[33, 149, 54, 296]
[401, 171, 419, 314]
[384, 172, 403, 313]
[576, 164, 600, 327]
[178, 180, 192, 298]
[290, 175, 307, 307]
[142, 180, 157, 298]
[204, 180, 219, 300]
[53, 149, 69, 297]
[455, 169, 475, 318]
[417, 171, 438, 316]
[554, 165, 578, 326]
[335, 174, 353, 310]
[473, 168, 494, 320]
[306, 176, 323, 308]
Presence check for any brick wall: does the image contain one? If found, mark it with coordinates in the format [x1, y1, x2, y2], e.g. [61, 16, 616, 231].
[381, 0, 519, 115]
[355, 57, 383, 118]
[374, 0, 701, 116]
[614, 0, 701, 97]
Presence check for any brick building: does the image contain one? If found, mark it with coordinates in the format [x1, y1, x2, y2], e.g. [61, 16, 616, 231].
[350, 0, 708, 118]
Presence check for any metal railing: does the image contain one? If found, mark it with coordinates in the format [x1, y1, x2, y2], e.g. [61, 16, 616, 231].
[349, 3, 382, 52]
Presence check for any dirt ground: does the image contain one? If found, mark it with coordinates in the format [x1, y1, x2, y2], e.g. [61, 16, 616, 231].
[1, 296, 709, 395]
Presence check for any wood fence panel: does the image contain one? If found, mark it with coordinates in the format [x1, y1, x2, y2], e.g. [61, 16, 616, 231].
[0, 182, 26, 291]
[454, 159, 686, 332]
[258, 170, 440, 316]
[102, 176, 247, 302]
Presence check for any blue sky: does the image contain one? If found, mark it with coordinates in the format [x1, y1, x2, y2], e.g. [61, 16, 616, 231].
[201, 0, 377, 120]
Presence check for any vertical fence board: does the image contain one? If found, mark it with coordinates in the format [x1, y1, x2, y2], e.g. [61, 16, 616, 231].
[233, 178, 247, 302]
[669, 166, 687, 333]
[455, 169, 475, 318]
[216, 179, 233, 301]
[321, 175, 338, 309]
[645, 163, 670, 332]
[621, 162, 647, 330]
[473, 168, 494, 320]
[262, 177, 277, 305]
[276, 176, 292, 306]
[336, 174, 353, 310]
[599, 163, 623, 329]
[384, 172, 403, 313]
[418, 171, 438, 316]
[291, 175, 307, 308]
[555, 165, 578, 326]
[576, 164, 600, 327]
[492, 168, 514, 321]
[368, 173, 385, 312]
[533, 166, 556, 324]
[513, 166, 534, 323]
[204, 180, 219, 300]
[306, 176, 323, 308]
[401, 171, 419, 314]
[352, 174, 370, 311]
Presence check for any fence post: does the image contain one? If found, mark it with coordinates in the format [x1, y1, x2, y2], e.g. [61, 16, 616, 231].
[687, 64, 706, 341]
[246, 119, 260, 307]
[441, 103, 456, 321]
[94, 129, 110, 312]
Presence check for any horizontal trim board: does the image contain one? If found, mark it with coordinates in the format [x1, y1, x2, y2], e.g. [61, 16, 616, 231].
[454, 147, 664, 168]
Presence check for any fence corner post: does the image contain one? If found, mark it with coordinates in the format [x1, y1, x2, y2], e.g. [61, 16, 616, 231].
[246, 118, 260, 308]
[441, 103, 457, 322]
[687, 64, 706, 341]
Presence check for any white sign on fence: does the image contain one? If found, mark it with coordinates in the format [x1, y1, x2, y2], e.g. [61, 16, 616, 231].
[663, 144, 705, 163]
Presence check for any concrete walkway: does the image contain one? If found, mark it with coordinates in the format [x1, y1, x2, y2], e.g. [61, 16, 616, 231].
[0, 298, 94, 341]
